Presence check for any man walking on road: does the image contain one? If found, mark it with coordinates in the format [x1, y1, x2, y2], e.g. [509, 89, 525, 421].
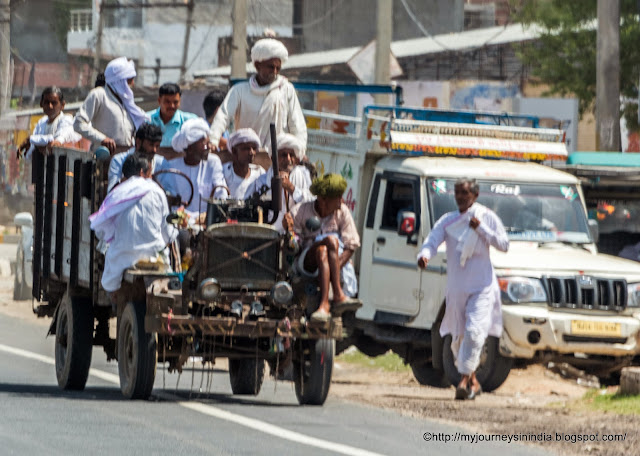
[417, 178, 509, 400]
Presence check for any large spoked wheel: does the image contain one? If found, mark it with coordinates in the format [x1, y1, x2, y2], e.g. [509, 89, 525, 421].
[55, 293, 94, 390]
[228, 358, 265, 395]
[118, 301, 157, 400]
[293, 338, 334, 406]
[442, 335, 512, 392]
[13, 246, 31, 300]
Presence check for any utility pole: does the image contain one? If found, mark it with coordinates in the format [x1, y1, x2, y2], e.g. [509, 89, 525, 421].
[92, 1, 105, 87]
[596, 0, 621, 151]
[374, 0, 392, 105]
[179, 0, 194, 83]
[231, 0, 247, 79]
[0, 0, 11, 118]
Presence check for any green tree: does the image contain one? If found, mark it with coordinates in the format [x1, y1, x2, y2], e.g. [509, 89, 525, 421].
[514, 0, 640, 127]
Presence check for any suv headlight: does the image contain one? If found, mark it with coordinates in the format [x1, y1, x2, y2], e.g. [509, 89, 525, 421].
[498, 277, 547, 304]
[627, 283, 640, 308]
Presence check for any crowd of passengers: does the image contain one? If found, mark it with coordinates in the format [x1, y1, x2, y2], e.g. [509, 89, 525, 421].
[18, 38, 359, 322]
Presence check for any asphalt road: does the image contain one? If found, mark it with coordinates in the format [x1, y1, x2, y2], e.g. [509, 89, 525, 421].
[0, 242, 554, 456]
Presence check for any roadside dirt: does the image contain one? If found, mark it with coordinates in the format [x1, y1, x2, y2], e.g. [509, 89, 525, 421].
[331, 360, 638, 456]
[1, 281, 637, 456]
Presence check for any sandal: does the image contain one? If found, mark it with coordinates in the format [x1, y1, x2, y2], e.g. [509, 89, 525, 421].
[310, 310, 331, 322]
[454, 386, 469, 400]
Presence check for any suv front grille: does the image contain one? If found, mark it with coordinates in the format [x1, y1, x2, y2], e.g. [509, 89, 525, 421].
[543, 276, 627, 311]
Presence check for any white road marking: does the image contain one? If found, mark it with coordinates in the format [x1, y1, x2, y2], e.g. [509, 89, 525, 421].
[0, 343, 385, 456]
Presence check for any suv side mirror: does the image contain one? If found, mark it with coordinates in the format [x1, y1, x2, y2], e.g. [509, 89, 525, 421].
[588, 219, 599, 244]
[398, 211, 416, 236]
[14, 212, 33, 228]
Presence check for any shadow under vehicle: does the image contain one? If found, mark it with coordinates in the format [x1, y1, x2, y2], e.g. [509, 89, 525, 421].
[29, 135, 342, 405]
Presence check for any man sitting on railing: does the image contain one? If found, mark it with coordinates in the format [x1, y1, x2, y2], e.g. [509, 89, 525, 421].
[282, 173, 360, 321]
[90, 154, 178, 294]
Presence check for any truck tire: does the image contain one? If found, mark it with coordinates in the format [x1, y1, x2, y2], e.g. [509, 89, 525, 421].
[442, 334, 512, 392]
[410, 361, 450, 388]
[55, 293, 93, 390]
[293, 338, 334, 405]
[13, 248, 31, 301]
[228, 358, 265, 395]
[118, 301, 157, 400]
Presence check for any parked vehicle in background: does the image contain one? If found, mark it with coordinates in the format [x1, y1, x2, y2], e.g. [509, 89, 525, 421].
[304, 105, 640, 389]
[13, 212, 32, 301]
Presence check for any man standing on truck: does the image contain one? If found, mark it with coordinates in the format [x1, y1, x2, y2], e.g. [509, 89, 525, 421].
[417, 178, 509, 400]
[107, 123, 164, 192]
[147, 83, 198, 159]
[283, 173, 360, 321]
[90, 154, 178, 293]
[17, 87, 81, 159]
[222, 128, 265, 198]
[208, 38, 307, 155]
[74, 57, 148, 155]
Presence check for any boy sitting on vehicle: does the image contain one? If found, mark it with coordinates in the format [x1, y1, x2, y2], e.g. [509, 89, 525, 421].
[282, 173, 360, 321]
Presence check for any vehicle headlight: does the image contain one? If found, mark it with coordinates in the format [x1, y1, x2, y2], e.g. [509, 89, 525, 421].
[199, 278, 221, 300]
[271, 281, 293, 305]
[627, 283, 640, 308]
[498, 277, 547, 304]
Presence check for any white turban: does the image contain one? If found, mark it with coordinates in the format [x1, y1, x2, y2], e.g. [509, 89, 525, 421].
[276, 133, 305, 159]
[104, 56, 136, 84]
[171, 118, 210, 152]
[103, 56, 148, 129]
[229, 128, 260, 150]
[251, 39, 288, 63]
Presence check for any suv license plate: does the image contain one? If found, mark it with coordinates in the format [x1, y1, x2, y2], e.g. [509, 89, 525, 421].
[570, 320, 621, 337]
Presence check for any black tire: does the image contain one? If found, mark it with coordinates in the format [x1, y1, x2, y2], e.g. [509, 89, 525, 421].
[442, 334, 512, 392]
[55, 293, 94, 390]
[228, 358, 265, 395]
[118, 301, 157, 399]
[293, 338, 334, 405]
[13, 248, 31, 300]
[410, 361, 451, 388]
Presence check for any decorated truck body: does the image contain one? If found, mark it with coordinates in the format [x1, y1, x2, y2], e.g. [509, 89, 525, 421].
[304, 106, 640, 389]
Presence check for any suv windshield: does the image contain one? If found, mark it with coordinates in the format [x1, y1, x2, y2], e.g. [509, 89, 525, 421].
[427, 179, 591, 243]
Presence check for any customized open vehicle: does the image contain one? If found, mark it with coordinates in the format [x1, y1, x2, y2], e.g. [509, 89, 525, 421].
[30, 134, 344, 405]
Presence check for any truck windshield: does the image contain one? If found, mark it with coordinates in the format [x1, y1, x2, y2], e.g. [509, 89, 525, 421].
[427, 179, 591, 243]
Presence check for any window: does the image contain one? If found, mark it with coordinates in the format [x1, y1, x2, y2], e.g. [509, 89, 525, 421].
[104, 0, 143, 29]
[70, 9, 93, 32]
[380, 180, 415, 231]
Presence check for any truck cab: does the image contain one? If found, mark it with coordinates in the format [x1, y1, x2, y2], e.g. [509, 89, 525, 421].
[305, 106, 640, 389]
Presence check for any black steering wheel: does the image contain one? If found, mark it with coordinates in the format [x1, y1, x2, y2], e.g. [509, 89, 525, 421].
[152, 168, 195, 208]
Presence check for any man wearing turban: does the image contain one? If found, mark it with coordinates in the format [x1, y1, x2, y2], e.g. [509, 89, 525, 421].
[222, 128, 265, 199]
[283, 173, 360, 321]
[209, 38, 307, 156]
[156, 118, 227, 218]
[74, 57, 149, 155]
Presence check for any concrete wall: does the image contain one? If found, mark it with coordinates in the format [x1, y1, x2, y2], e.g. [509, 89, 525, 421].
[10, 0, 68, 62]
[300, 0, 464, 52]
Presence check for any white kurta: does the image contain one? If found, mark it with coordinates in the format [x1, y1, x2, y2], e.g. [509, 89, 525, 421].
[245, 165, 315, 232]
[89, 177, 177, 292]
[209, 75, 307, 155]
[26, 113, 81, 159]
[222, 161, 265, 199]
[157, 154, 227, 217]
[417, 203, 509, 375]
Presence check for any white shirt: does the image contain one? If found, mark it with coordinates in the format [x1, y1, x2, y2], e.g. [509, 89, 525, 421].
[74, 86, 136, 148]
[90, 177, 177, 292]
[209, 76, 307, 155]
[107, 148, 165, 192]
[27, 113, 81, 159]
[158, 154, 227, 216]
[222, 161, 265, 199]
